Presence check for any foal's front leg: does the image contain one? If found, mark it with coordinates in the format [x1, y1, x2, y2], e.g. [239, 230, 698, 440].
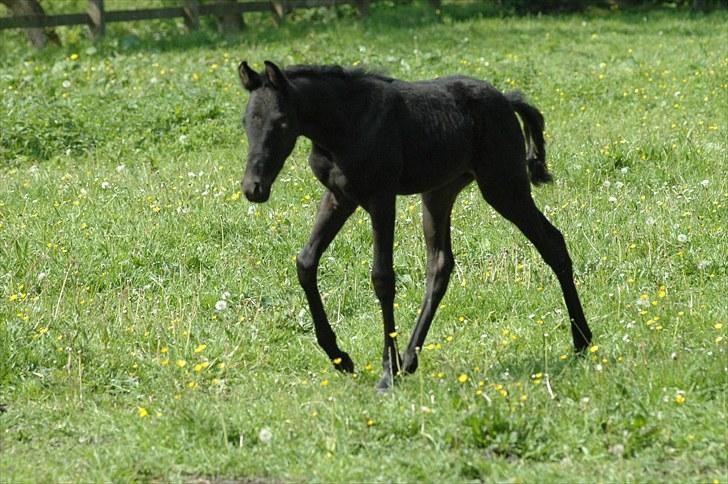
[297, 190, 357, 372]
[366, 194, 400, 391]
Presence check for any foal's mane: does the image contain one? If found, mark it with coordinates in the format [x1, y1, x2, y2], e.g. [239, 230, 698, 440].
[284, 64, 394, 85]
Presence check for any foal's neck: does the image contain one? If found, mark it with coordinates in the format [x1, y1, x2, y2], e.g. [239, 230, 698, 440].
[291, 75, 363, 153]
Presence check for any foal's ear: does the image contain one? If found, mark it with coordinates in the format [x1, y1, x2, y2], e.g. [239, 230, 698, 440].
[263, 60, 288, 92]
[238, 61, 262, 91]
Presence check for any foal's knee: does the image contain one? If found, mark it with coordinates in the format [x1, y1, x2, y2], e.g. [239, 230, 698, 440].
[543, 226, 573, 276]
[296, 249, 317, 289]
[371, 269, 395, 303]
[433, 251, 454, 279]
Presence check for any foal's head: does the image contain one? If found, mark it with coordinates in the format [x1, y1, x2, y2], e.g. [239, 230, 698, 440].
[238, 61, 298, 203]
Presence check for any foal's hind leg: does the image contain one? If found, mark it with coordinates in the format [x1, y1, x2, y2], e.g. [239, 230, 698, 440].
[297, 190, 357, 372]
[401, 175, 472, 374]
[477, 178, 592, 352]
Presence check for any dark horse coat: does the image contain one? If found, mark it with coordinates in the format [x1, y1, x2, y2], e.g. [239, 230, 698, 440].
[238, 61, 592, 390]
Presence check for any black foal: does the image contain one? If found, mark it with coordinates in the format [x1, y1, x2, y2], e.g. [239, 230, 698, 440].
[237, 61, 592, 390]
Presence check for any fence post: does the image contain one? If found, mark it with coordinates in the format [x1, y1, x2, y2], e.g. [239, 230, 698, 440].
[183, 0, 200, 30]
[87, 0, 105, 39]
[355, 0, 369, 17]
[0, 0, 61, 48]
[216, 0, 245, 33]
[270, 0, 288, 24]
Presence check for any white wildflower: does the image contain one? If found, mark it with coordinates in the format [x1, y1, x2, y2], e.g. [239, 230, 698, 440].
[258, 427, 272, 444]
[215, 300, 228, 311]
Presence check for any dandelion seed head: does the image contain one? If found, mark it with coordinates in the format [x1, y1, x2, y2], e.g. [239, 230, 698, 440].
[215, 300, 227, 311]
[259, 427, 273, 444]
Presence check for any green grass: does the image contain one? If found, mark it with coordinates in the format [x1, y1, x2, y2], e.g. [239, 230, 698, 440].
[1, 2, 727, 482]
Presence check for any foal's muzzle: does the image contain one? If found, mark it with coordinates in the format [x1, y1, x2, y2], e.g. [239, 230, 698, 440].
[242, 177, 270, 203]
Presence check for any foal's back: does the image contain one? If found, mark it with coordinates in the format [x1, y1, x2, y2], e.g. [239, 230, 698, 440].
[382, 75, 525, 195]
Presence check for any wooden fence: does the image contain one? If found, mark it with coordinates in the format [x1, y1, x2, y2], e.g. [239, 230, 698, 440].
[0, 0, 371, 39]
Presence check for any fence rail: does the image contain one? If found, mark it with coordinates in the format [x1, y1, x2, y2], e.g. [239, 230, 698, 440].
[0, 0, 367, 33]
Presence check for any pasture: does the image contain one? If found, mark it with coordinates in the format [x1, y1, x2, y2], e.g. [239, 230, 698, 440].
[1, 3, 726, 482]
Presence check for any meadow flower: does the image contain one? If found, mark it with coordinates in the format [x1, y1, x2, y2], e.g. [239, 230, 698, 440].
[457, 374, 469, 383]
[138, 406, 149, 418]
[176, 359, 186, 368]
[259, 427, 273, 444]
[194, 343, 206, 353]
[675, 392, 686, 405]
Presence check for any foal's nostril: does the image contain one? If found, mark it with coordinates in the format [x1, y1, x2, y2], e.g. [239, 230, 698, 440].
[242, 178, 269, 203]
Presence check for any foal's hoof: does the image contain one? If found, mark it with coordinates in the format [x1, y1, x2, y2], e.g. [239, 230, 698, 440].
[400, 348, 418, 374]
[332, 352, 355, 373]
[376, 371, 395, 392]
[574, 337, 592, 356]
[375, 354, 403, 392]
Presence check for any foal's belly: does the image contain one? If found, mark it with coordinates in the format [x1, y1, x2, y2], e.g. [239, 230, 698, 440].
[396, 148, 472, 195]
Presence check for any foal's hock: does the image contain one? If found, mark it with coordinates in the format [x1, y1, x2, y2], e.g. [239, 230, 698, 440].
[238, 61, 593, 390]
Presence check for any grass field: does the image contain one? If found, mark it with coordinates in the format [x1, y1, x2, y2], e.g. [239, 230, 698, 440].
[1, 2, 727, 482]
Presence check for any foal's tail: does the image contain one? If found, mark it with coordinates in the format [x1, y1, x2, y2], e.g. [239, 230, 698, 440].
[505, 91, 553, 185]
